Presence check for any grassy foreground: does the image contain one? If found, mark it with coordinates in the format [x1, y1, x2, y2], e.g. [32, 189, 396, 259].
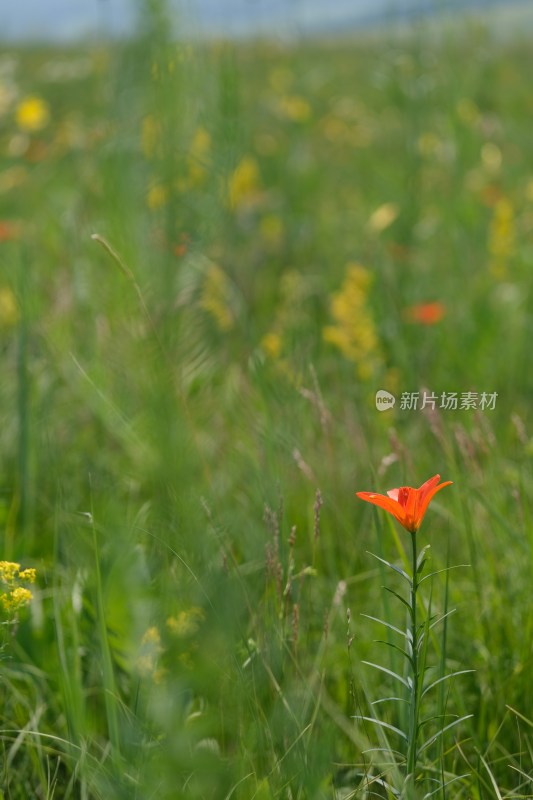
[1, 3, 533, 797]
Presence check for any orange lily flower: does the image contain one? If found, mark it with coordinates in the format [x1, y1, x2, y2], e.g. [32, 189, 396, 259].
[403, 302, 446, 325]
[356, 474, 452, 533]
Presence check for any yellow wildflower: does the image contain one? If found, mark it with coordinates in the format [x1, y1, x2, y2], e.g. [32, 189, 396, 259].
[136, 626, 164, 677]
[1, 586, 33, 612]
[457, 98, 480, 128]
[417, 132, 441, 158]
[18, 568, 37, 583]
[260, 331, 283, 359]
[141, 626, 162, 647]
[179, 652, 194, 670]
[16, 96, 50, 132]
[368, 203, 399, 233]
[166, 607, 204, 637]
[488, 197, 514, 279]
[0, 287, 19, 328]
[259, 214, 283, 248]
[200, 263, 234, 331]
[227, 156, 261, 211]
[323, 263, 382, 379]
[278, 95, 311, 123]
[481, 142, 502, 174]
[136, 654, 156, 676]
[0, 561, 20, 582]
[320, 114, 349, 145]
[187, 126, 211, 186]
[147, 183, 168, 210]
[0, 561, 37, 618]
[141, 115, 161, 159]
[260, 270, 309, 363]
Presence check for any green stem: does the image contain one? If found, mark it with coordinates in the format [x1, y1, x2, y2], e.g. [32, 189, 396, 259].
[407, 531, 419, 789]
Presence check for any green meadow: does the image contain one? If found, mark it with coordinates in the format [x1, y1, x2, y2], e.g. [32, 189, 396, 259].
[1, 3, 533, 797]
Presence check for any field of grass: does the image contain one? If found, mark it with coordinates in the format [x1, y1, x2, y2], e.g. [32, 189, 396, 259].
[1, 3, 533, 797]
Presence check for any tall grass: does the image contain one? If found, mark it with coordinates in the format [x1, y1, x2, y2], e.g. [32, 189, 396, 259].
[0, 1, 533, 797]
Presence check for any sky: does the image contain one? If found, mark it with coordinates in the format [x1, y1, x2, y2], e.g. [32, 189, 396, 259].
[0, 0, 529, 41]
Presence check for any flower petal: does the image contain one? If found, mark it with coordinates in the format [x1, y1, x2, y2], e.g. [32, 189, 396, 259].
[417, 474, 441, 503]
[417, 480, 453, 522]
[356, 491, 407, 526]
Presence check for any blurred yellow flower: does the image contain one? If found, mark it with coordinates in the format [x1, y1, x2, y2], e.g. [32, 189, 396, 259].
[481, 142, 502, 174]
[0, 561, 20, 582]
[417, 132, 440, 158]
[368, 202, 399, 233]
[1, 586, 33, 612]
[147, 183, 168, 210]
[323, 263, 382, 379]
[18, 568, 37, 583]
[228, 156, 261, 210]
[141, 114, 161, 159]
[259, 214, 283, 248]
[0, 561, 36, 617]
[136, 626, 164, 678]
[16, 96, 50, 132]
[260, 270, 309, 363]
[278, 95, 311, 123]
[319, 112, 371, 149]
[187, 126, 211, 186]
[260, 331, 283, 359]
[320, 114, 349, 144]
[166, 607, 204, 637]
[0, 287, 19, 328]
[141, 626, 162, 646]
[457, 98, 480, 128]
[200, 263, 235, 331]
[488, 197, 514, 279]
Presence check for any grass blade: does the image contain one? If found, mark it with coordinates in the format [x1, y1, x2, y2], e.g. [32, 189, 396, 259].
[361, 661, 410, 689]
[422, 670, 476, 698]
[417, 715, 474, 755]
[353, 717, 408, 742]
[361, 614, 407, 639]
[367, 551, 412, 584]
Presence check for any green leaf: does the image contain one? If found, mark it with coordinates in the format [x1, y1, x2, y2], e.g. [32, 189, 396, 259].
[422, 670, 476, 698]
[422, 774, 471, 798]
[371, 697, 409, 705]
[416, 584, 433, 701]
[361, 660, 410, 688]
[417, 714, 474, 755]
[363, 746, 405, 760]
[361, 613, 407, 638]
[429, 608, 456, 631]
[416, 544, 431, 575]
[352, 716, 408, 741]
[479, 753, 504, 800]
[360, 772, 403, 797]
[374, 639, 415, 668]
[506, 705, 533, 729]
[383, 586, 410, 611]
[367, 550, 412, 584]
[419, 564, 470, 585]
